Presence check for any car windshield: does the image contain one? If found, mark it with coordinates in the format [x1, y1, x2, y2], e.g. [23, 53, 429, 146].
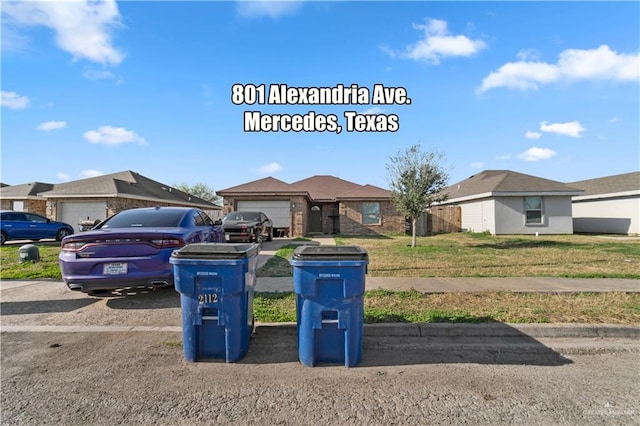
[224, 212, 258, 221]
[101, 209, 186, 228]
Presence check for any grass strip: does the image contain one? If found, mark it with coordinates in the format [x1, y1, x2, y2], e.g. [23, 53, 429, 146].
[254, 291, 640, 325]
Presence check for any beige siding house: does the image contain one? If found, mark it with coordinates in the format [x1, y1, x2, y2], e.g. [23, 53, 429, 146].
[569, 171, 640, 235]
[439, 170, 583, 235]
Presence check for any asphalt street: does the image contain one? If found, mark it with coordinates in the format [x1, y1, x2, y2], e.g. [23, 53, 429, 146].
[1, 237, 639, 425]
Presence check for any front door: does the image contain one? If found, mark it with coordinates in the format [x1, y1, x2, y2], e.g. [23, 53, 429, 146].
[309, 206, 322, 233]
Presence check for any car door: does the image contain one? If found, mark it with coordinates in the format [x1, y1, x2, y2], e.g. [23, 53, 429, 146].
[24, 213, 51, 239]
[259, 212, 270, 236]
[1, 212, 28, 239]
[194, 210, 216, 242]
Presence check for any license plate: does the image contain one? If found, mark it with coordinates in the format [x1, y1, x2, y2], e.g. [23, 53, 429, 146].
[103, 262, 128, 275]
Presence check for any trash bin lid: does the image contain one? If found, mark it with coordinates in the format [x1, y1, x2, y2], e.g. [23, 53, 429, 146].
[171, 243, 259, 259]
[291, 245, 368, 260]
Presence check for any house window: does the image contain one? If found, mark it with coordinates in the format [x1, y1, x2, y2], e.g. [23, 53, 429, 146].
[362, 202, 380, 225]
[525, 196, 543, 224]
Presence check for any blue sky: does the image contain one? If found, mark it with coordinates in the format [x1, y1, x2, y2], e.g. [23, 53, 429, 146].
[2, 1, 638, 192]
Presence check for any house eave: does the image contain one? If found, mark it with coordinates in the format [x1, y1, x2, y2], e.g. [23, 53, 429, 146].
[36, 192, 220, 209]
[572, 190, 640, 202]
[440, 190, 584, 204]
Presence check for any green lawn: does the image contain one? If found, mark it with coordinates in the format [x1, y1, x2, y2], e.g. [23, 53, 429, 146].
[3, 234, 639, 325]
[259, 233, 640, 279]
[254, 290, 640, 324]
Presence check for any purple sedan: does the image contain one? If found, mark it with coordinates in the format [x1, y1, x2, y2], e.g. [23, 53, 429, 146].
[59, 207, 224, 294]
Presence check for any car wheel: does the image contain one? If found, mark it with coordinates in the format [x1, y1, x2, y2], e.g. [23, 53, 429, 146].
[56, 228, 72, 241]
[0, 231, 6, 246]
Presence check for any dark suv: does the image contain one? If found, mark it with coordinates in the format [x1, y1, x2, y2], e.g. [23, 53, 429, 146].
[221, 211, 273, 243]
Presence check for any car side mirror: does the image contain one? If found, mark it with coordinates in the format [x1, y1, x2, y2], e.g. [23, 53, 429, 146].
[214, 219, 222, 225]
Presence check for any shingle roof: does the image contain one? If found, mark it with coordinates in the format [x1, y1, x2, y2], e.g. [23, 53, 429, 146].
[218, 175, 392, 202]
[337, 184, 392, 200]
[37, 171, 219, 208]
[0, 182, 54, 198]
[444, 170, 583, 201]
[217, 177, 304, 195]
[568, 171, 640, 196]
[291, 175, 363, 201]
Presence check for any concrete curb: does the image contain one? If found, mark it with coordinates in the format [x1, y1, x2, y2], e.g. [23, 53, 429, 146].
[2, 323, 638, 340]
[254, 322, 640, 339]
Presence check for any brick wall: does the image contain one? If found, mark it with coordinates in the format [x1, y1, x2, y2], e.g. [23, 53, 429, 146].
[0, 199, 47, 215]
[339, 200, 404, 235]
[105, 198, 176, 217]
[46, 198, 191, 221]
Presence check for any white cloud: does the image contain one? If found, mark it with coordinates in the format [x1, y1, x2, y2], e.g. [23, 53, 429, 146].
[1, 91, 29, 109]
[37, 121, 67, 131]
[82, 67, 118, 81]
[609, 116, 621, 123]
[362, 107, 386, 114]
[236, 1, 302, 19]
[2, 0, 125, 66]
[479, 45, 639, 93]
[471, 162, 484, 169]
[79, 170, 105, 179]
[256, 162, 283, 174]
[83, 126, 146, 146]
[540, 121, 586, 138]
[495, 154, 512, 161]
[516, 49, 541, 61]
[518, 147, 557, 162]
[525, 131, 542, 139]
[384, 18, 487, 64]
[56, 173, 71, 182]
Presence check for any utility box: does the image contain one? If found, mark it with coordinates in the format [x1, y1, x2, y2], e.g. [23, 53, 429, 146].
[290, 245, 368, 367]
[170, 243, 259, 363]
[18, 244, 40, 262]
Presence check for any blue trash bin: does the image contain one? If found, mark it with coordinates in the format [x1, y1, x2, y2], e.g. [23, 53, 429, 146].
[290, 245, 368, 367]
[170, 243, 259, 363]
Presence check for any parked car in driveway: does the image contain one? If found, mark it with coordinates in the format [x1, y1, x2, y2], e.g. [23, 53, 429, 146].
[221, 211, 273, 243]
[0, 210, 74, 245]
[58, 206, 224, 294]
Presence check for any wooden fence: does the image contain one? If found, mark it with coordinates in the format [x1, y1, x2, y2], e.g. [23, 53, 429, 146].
[427, 206, 461, 234]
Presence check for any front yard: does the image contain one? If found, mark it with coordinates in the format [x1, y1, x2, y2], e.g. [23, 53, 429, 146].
[2, 234, 639, 324]
[259, 233, 640, 279]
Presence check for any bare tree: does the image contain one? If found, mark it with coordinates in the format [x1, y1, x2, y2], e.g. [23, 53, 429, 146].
[386, 145, 449, 247]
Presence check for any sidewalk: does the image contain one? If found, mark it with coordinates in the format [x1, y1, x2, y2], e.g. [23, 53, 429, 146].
[256, 276, 640, 293]
[256, 235, 639, 293]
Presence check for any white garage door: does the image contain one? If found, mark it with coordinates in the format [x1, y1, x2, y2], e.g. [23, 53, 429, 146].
[237, 201, 291, 228]
[60, 202, 107, 232]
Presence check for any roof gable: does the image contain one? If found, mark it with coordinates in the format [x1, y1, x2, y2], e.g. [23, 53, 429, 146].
[291, 175, 362, 201]
[0, 182, 54, 198]
[444, 170, 583, 201]
[37, 170, 217, 208]
[217, 176, 301, 194]
[338, 184, 391, 200]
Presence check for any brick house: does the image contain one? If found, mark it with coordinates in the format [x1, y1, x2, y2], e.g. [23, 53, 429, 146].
[217, 175, 404, 237]
[0, 171, 221, 232]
